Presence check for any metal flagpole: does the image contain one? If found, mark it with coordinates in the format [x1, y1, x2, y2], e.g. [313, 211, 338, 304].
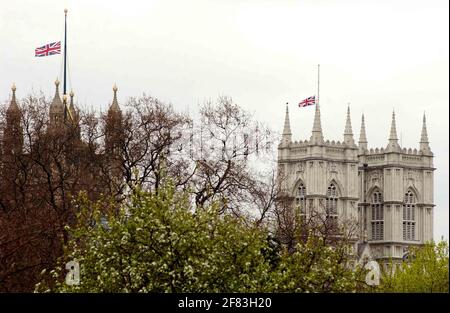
[63, 8, 68, 96]
[63, 8, 68, 121]
[317, 64, 320, 106]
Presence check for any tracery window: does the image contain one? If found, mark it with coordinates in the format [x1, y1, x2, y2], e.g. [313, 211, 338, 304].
[296, 183, 307, 215]
[403, 190, 416, 241]
[371, 190, 384, 240]
[326, 183, 338, 221]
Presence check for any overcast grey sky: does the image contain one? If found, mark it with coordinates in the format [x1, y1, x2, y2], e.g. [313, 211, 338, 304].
[1, 0, 448, 239]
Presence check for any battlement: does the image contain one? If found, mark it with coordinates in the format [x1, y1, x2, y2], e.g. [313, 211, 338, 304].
[361, 146, 433, 168]
[290, 140, 309, 147]
[287, 139, 356, 149]
[365, 147, 422, 156]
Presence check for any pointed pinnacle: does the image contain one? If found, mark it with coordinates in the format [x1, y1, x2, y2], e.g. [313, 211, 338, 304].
[51, 78, 63, 110]
[312, 100, 322, 132]
[8, 83, 20, 112]
[389, 110, 398, 141]
[11, 83, 17, 103]
[359, 114, 368, 144]
[310, 97, 324, 143]
[283, 102, 292, 136]
[420, 113, 429, 143]
[386, 110, 401, 151]
[344, 105, 353, 135]
[110, 84, 120, 112]
[69, 90, 75, 109]
[343, 105, 355, 146]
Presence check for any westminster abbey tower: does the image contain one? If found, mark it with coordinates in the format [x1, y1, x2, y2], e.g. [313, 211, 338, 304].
[278, 101, 435, 261]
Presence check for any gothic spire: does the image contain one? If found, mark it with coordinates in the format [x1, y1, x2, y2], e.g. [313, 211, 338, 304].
[420, 113, 431, 153]
[310, 98, 324, 144]
[389, 110, 398, 141]
[8, 83, 20, 113]
[110, 83, 120, 112]
[69, 89, 75, 112]
[68, 89, 79, 123]
[386, 110, 401, 151]
[343, 105, 355, 146]
[282, 102, 292, 144]
[50, 78, 63, 112]
[358, 114, 368, 152]
[4, 83, 23, 155]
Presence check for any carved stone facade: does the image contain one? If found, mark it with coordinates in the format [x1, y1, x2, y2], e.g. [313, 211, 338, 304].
[278, 103, 435, 261]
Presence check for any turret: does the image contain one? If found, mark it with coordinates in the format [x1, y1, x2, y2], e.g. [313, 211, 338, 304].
[68, 89, 78, 122]
[109, 83, 121, 113]
[3, 83, 23, 156]
[49, 79, 64, 125]
[105, 84, 123, 156]
[7, 83, 20, 116]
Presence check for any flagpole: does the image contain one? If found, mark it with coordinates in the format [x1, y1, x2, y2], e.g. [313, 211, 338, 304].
[317, 64, 320, 107]
[63, 8, 68, 96]
[62, 8, 69, 121]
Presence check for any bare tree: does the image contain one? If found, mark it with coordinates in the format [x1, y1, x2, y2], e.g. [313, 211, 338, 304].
[0, 93, 279, 292]
[0, 94, 108, 291]
[189, 97, 275, 218]
[273, 187, 360, 254]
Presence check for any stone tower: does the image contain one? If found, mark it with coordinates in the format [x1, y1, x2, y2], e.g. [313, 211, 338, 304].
[278, 102, 359, 232]
[357, 111, 434, 261]
[104, 84, 124, 190]
[68, 89, 81, 140]
[49, 79, 64, 127]
[3, 84, 23, 157]
[1, 84, 24, 210]
[105, 84, 123, 157]
[278, 103, 435, 262]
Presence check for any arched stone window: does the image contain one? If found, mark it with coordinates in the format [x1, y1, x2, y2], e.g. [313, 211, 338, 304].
[371, 190, 384, 240]
[403, 190, 416, 241]
[295, 182, 307, 215]
[326, 183, 338, 221]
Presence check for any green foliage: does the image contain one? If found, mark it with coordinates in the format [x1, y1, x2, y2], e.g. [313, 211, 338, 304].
[379, 241, 449, 293]
[35, 181, 368, 293]
[36, 182, 272, 292]
[268, 235, 367, 293]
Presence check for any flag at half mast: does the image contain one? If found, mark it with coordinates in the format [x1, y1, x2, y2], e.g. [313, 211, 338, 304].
[299, 95, 316, 107]
[35, 41, 61, 57]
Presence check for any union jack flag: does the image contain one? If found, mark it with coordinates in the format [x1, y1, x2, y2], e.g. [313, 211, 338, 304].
[299, 95, 315, 107]
[35, 41, 61, 57]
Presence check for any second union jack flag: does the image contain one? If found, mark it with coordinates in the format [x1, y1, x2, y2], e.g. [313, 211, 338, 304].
[35, 41, 61, 57]
[299, 95, 315, 107]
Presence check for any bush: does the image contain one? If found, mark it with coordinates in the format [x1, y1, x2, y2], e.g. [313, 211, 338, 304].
[36, 182, 272, 292]
[379, 241, 449, 293]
